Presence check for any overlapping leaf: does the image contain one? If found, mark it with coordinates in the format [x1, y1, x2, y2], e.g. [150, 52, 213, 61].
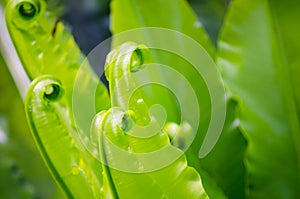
[217, 0, 300, 198]
[110, 1, 247, 198]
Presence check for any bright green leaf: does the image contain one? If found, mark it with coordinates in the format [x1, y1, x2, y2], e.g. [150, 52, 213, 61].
[110, 1, 247, 198]
[94, 107, 210, 199]
[0, 53, 64, 199]
[111, 0, 215, 56]
[217, 0, 300, 198]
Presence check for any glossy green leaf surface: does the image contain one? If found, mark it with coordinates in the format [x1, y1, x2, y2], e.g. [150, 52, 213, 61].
[5, 0, 297, 198]
[111, 0, 215, 56]
[110, 0, 216, 124]
[93, 108, 209, 199]
[96, 43, 210, 198]
[0, 53, 63, 199]
[5, 0, 110, 114]
[25, 76, 104, 199]
[110, 1, 247, 198]
[217, 0, 300, 198]
[5, 0, 112, 197]
[110, 0, 214, 157]
[110, 0, 220, 139]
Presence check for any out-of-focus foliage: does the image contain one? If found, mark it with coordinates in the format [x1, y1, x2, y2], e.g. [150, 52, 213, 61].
[45, 0, 65, 16]
[0, 54, 64, 198]
[218, 0, 300, 198]
[0, 0, 6, 6]
[199, 98, 247, 199]
[110, 0, 215, 55]
[188, 0, 228, 46]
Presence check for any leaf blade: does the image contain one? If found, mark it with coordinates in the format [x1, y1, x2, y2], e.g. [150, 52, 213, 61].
[217, 0, 300, 198]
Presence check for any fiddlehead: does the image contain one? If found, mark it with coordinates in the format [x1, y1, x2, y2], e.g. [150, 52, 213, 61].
[5, 0, 110, 113]
[6, 1, 111, 197]
[91, 42, 209, 198]
[25, 75, 104, 198]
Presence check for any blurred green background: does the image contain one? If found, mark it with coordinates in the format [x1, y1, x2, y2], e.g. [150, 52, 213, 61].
[0, 0, 228, 198]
